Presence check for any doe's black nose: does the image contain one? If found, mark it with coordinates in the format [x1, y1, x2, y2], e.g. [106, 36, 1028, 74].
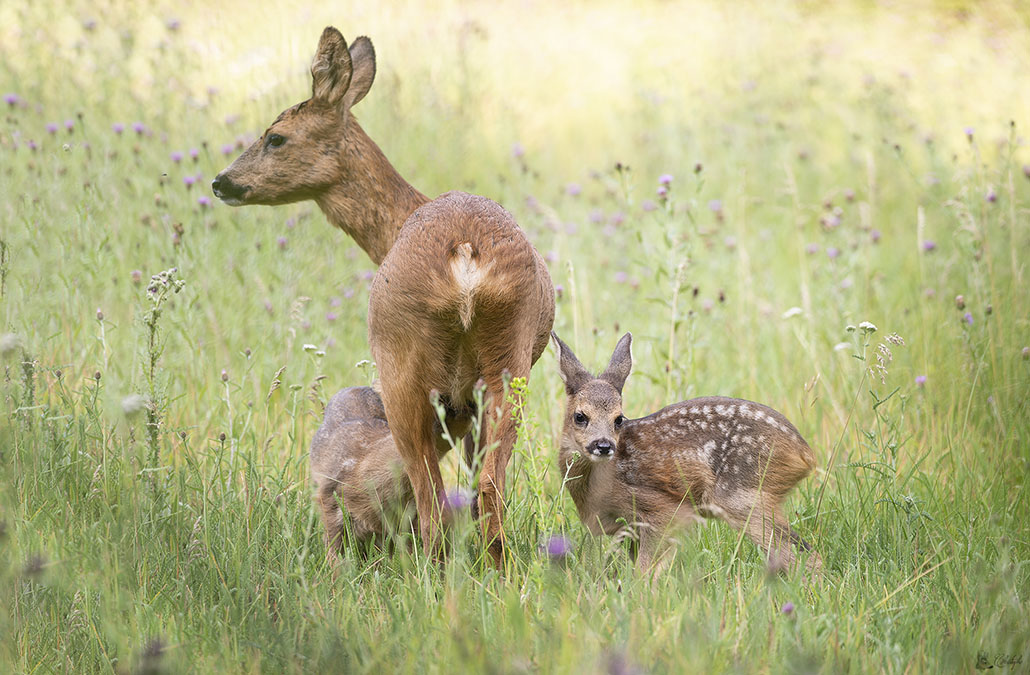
[211, 173, 244, 200]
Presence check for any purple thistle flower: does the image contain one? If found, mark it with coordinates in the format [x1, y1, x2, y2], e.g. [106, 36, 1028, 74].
[922, 240, 936, 252]
[915, 375, 927, 387]
[641, 199, 656, 212]
[189, 148, 199, 161]
[132, 122, 146, 135]
[46, 122, 58, 134]
[554, 284, 564, 299]
[781, 602, 795, 615]
[170, 151, 183, 163]
[3, 93, 19, 106]
[614, 271, 628, 283]
[985, 187, 997, 203]
[166, 18, 181, 31]
[610, 211, 625, 226]
[724, 236, 737, 250]
[329, 296, 342, 308]
[27, 139, 38, 151]
[545, 250, 559, 263]
[827, 247, 841, 259]
[805, 243, 819, 255]
[658, 173, 673, 185]
[589, 209, 604, 224]
[444, 488, 474, 511]
[708, 199, 723, 212]
[362, 270, 375, 281]
[871, 229, 881, 243]
[566, 183, 582, 196]
[1022, 346, 1029, 360]
[964, 312, 973, 325]
[541, 534, 573, 559]
[656, 185, 668, 198]
[511, 142, 525, 158]
[964, 126, 974, 140]
[64, 119, 74, 132]
[131, 269, 143, 284]
[183, 174, 197, 187]
[197, 195, 211, 207]
[277, 236, 288, 250]
[221, 143, 234, 155]
[1023, 165, 1030, 180]
[112, 122, 125, 134]
[342, 288, 355, 299]
[325, 312, 337, 322]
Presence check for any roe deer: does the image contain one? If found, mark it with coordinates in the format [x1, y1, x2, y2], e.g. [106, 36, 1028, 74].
[213, 28, 555, 567]
[552, 332, 822, 576]
[310, 386, 412, 559]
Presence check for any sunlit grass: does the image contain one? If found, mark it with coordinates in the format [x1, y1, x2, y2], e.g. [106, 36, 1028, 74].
[1, 0, 1028, 672]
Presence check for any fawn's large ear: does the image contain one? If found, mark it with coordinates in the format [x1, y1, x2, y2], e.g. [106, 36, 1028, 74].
[552, 332, 591, 395]
[311, 27, 354, 108]
[600, 333, 633, 393]
[344, 36, 376, 109]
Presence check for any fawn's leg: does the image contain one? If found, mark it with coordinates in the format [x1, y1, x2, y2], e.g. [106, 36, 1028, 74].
[316, 482, 345, 565]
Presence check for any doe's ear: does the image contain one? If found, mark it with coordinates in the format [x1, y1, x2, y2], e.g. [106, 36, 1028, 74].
[344, 36, 376, 109]
[311, 27, 353, 108]
[552, 332, 591, 395]
[599, 332, 633, 393]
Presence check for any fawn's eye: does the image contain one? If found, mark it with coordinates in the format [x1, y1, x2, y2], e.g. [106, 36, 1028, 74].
[573, 412, 588, 426]
[266, 133, 286, 148]
[614, 415, 625, 429]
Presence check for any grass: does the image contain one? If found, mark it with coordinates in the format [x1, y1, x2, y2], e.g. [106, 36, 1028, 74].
[1, 0, 1029, 672]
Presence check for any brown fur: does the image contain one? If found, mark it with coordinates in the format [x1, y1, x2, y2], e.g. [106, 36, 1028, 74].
[310, 387, 413, 558]
[214, 28, 554, 567]
[553, 332, 823, 577]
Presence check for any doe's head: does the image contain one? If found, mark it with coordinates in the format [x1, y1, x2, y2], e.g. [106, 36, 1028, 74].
[212, 27, 376, 206]
[552, 332, 633, 461]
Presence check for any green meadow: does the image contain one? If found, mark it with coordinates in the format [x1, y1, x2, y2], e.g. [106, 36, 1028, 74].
[1, 0, 1028, 672]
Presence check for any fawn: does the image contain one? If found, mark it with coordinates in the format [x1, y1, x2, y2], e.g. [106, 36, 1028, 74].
[553, 332, 822, 575]
[310, 386, 411, 558]
[213, 27, 554, 567]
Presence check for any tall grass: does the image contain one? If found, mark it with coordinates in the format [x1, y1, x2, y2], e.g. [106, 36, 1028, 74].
[1, 0, 1028, 672]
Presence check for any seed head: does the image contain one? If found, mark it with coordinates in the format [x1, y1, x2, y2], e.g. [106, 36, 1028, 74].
[121, 394, 147, 417]
[0, 333, 21, 357]
[955, 294, 965, 310]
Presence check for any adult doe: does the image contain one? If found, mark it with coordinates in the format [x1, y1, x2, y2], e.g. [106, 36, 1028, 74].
[553, 332, 822, 575]
[213, 28, 555, 566]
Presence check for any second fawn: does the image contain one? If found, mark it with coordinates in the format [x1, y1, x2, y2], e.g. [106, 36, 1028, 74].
[310, 386, 412, 559]
[553, 332, 822, 575]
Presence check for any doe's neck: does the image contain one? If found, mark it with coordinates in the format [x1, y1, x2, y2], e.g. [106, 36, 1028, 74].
[315, 118, 429, 265]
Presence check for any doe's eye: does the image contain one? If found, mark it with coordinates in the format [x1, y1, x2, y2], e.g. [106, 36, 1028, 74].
[614, 415, 625, 428]
[573, 412, 588, 426]
[266, 133, 286, 148]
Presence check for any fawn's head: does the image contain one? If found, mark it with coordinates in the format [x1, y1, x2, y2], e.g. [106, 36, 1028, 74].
[212, 27, 376, 206]
[553, 332, 633, 461]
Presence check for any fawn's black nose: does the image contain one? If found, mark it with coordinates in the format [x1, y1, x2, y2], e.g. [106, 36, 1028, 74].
[211, 173, 246, 201]
[587, 438, 614, 457]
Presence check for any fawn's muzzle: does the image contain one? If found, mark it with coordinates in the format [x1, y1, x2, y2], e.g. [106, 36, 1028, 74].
[587, 438, 614, 458]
